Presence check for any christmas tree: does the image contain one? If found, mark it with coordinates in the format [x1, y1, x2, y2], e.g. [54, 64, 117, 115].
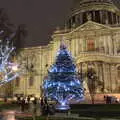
[43, 43, 84, 110]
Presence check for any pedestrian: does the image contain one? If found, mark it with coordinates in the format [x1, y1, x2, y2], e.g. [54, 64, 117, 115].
[17, 96, 20, 103]
[27, 96, 30, 103]
[40, 97, 44, 108]
[44, 97, 48, 105]
[4, 96, 7, 103]
[33, 97, 37, 115]
[48, 104, 55, 115]
[104, 95, 106, 104]
[27, 96, 31, 111]
[42, 102, 49, 116]
[106, 95, 109, 104]
[21, 98, 25, 112]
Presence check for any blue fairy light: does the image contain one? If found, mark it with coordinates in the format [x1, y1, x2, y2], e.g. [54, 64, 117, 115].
[0, 31, 20, 85]
[43, 43, 84, 110]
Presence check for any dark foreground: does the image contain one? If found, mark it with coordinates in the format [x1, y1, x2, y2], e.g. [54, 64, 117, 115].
[1, 102, 120, 120]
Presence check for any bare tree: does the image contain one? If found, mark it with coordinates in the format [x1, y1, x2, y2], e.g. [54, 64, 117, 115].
[0, 8, 14, 39]
[0, 8, 28, 51]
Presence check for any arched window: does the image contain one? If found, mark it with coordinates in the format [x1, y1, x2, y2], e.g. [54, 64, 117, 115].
[87, 40, 95, 51]
[29, 76, 34, 87]
[16, 77, 20, 87]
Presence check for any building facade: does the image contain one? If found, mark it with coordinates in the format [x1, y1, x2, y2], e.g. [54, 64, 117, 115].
[13, 0, 120, 98]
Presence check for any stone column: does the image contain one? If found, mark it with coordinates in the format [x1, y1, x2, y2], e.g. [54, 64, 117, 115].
[109, 64, 112, 92]
[106, 36, 109, 54]
[71, 38, 75, 56]
[105, 11, 109, 24]
[108, 35, 113, 55]
[86, 62, 89, 93]
[76, 15, 79, 26]
[116, 65, 119, 92]
[80, 62, 83, 80]
[83, 36, 87, 52]
[111, 33, 115, 55]
[116, 15, 118, 24]
[105, 63, 111, 92]
[76, 36, 79, 56]
[80, 12, 83, 24]
[110, 64, 117, 92]
[93, 11, 96, 21]
[97, 62, 104, 92]
[101, 63, 105, 92]
[95, 34, 99, 52]
[74, 34, 77, 56]
[111, 12, 114, 24]
[74, 39, 76, 56]
[103, 63, 108, 93]
[102, 11, 106, 24]
[78, 36, 81, 53]
[103, 35, 107, 54]
[118, 16, 120, 24]
[98, 35, 102, 53]
[81, 37, 84, 52]
[96, 62, 100, 92]
[113, 33, 117, 55]
[72, 38, 75, 57]
[99, 10, 103, 24]
[69, 37, 72, 53]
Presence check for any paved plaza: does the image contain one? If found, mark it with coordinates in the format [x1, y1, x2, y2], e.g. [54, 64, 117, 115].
[0, 109, 120, 120]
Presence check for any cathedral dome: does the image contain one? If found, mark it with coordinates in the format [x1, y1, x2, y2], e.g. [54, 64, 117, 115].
[66, 0, 120, 28]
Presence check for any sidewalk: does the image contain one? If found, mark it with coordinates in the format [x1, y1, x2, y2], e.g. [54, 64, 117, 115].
[1, 110, 120, 120]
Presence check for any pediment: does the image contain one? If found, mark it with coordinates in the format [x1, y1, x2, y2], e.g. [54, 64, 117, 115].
[73, 21, 111, 32]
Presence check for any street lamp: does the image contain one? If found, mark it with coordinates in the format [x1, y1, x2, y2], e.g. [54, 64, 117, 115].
[11, 64, 18, 71]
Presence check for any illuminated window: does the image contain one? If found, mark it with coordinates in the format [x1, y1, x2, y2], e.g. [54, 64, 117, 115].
[87, 40, 95, 51]
[16, 77, 20, 87]
[29, 76, 34, 87]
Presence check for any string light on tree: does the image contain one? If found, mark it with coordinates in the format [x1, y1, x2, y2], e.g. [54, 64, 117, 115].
[43, 41, 84, 110]
[0, 30, 20, 86]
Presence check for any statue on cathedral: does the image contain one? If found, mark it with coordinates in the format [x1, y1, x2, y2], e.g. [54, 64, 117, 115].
[87, 13, 92, 21]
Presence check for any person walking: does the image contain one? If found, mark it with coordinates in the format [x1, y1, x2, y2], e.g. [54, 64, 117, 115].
[33, 97, 37, 115]
[21, 98, 25, 112]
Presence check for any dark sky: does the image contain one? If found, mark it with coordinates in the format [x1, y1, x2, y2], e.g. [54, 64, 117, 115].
[0, 0, 73, 47]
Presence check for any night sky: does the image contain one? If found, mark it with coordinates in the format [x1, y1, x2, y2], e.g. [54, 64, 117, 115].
[0, 0, 73, 47]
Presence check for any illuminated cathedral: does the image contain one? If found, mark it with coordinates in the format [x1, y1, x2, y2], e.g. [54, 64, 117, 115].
[2, 0, 120, 99]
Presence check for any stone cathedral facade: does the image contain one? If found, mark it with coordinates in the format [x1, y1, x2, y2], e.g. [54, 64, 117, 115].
[12, 0, 120, 98]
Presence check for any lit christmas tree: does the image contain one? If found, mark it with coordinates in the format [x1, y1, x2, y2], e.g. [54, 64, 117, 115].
[43, 43, 84, 110]
[0, 30, 19, 85]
